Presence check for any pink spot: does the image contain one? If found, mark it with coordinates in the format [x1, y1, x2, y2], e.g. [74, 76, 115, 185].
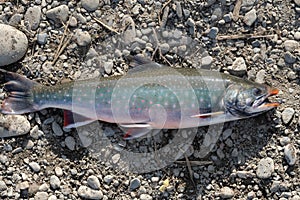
[149, 101, 153, 105]
[141, 100, 145, 103]
[192, 104, 195, 108]
[138, 108, 141, 112]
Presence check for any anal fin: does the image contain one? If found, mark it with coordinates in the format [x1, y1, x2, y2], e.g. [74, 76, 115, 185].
[120, 123, 154, 140]
[63, 110, 96, 128]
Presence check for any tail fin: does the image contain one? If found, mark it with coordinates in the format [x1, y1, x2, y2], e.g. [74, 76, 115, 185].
[0, 69, 40, 114]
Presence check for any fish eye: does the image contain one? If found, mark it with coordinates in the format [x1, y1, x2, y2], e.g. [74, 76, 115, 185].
[252, 88, 262, 96]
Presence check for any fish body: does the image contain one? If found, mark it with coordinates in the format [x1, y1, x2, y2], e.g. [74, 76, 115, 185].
[0, 59, 279, 139]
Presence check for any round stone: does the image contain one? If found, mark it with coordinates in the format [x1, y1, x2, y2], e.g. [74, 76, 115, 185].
[129, 178, 141, 190]
[24, 6, 41, 30]
[46, 5, 69, 24]
[219, 186, 234, 199]
[81, 0, 100, 11]
[87, 175, 101, 190]
[243, 9, 257, 26]
[0, 115, 31, 137]
[0, 24, 28, 66]
[281, 107, 295, 124]
[284, 144, 297, 166]
[29, 162, 41, 173]
[78, 186, 103, 199]
[50, 175, 61, 190]
[256, 157, 274, 179]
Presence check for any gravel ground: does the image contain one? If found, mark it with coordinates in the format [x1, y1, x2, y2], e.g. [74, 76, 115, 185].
[0, 0, 300, 199]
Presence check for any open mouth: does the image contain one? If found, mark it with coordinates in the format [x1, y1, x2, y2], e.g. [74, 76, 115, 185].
[257, 87, 280, 109]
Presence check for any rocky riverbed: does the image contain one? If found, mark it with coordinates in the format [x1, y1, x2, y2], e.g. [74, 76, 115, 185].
[0, 0, 299, 199]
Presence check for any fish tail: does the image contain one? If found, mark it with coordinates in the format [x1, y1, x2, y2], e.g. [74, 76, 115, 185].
[0, 69, 40, 114]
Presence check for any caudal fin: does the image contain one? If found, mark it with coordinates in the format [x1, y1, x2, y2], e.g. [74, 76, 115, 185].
[0, 69, 40, 114]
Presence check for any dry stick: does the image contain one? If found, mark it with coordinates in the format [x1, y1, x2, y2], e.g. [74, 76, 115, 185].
[232, 0, 242, 21]
[159, 0, 172, 24]
[92, 17, 120, 34]
[183, 151, 195, 186]
[217, 34, 276, 41]
[175, 160, 213, 166]
[152, 28, 172, 66]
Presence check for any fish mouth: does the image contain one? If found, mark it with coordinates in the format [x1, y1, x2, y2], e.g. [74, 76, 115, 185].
[256, 87, 280, 109]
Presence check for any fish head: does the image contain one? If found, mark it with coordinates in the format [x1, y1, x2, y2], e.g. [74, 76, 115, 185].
[224, 81, 279, 116]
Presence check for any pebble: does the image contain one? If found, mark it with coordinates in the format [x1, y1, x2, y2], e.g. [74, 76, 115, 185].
[52, 121, 64, 136]
[176, 1, 183, 18]
[55, 166, 63, 177]
[256, 157, 274, 179]
[280, 137, 291, 146]
[37, 33, 48, 45]
[229, 57, 247, 75]
[284, 144, 297, 165]
[243, 9, 257, 26]
[65, 136, 76, 150]
[201, 56, 213, 67]
[24, 6, 41, 30]
[284, 40, 299, 52]
[281, 107, 295, 124]
[103, 61, 114, 74]
[87, 175, 101, 190]
[9, 14, 23, 27]
[255, 69, 266, 84]
[0, 180, 7, 191]
[78, 186, 103, 199]
[104, 175, 113, 184]
[69, 16, 78, 27]
[34, 192, 49, 200]
[81, 0, 99, 12]
[140, 194, 153, 200]
[207, 27, 219, 39]
[29, 162, 41, 173]
[75, 30, 92, 46]
[129, 178, 141, 190]
[0, 24, 28, 66]
[0, 115, 31, 137]
[50, 175, 61, 190]
[46, 5, 69, 24]
[219, 186, 234, 199]
[160, 43, 170, 54]
[294, 0, 300, 6]
[294, 32, 300, 40]
[284, 52, 297, 64]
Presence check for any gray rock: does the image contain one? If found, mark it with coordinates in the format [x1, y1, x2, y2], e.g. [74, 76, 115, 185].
[24, 6, 41, 30]
[75, 30, 92, 46]
[280, 137, 291, 146]
[284, 144, 297, 165]
[281, 107, 295, 124]
[243, 9, 257, 26]
[39, 183, 50, 192]
[256, 157, 274, 179]
[0, 115, 31, 137]
[140, 194, 153, 200]
[201, 56, 213, 67]
[9, 13, 23, 27]
[103, 61, 114, 74]
[34, 192, 49, 200]
[87, 175, 101, 190]
[29, 162, 41, 172]
[69, 16, 78, 27]
[284, 40, 299, 52]
[37, 33, 48, 45]
[0, 24, 28, 66]
[255, 69, 266, 84]
[229, 57, 247, 75]
[104, 127, 114, 137]
[295, 32, 300, 40]
[160, 43, 170, 54]
[207, 27, 219, 39]
[294, 0, 300, 6]
[52, 121, 64, 136]
[24, 140, 34, 149]
[78, 185, 103, 199]
[65, 136, 76, 150]
[46, 5, 69, 24]
[50, 175, 60, 190]
[176, 1, 183, 18]
[0, 180, 7, 191]
[55, 166, 63, 177]
[223, 13, 232, 22]
[104, 175, 113, 184]
[129, 178, 141, 190]
[284, 52, 297, 64]
[219, 186, 234, 199]
[48, 195, 57, 200]
[81, 0, 99, 12]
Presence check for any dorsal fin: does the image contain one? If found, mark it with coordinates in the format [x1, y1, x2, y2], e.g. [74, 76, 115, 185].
[126, 55, 164, 74]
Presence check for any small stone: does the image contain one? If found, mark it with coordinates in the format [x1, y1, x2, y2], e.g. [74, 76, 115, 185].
[207, 27, 219, 39]
[48, 195, 57, 200]
[287, 71, 297, 80]
[34, 192, 49, 200]
[78, 186, 103, 199]
[201, 56, 213, 67]
[39, 183, 49, 191]
[160, 43, 170, 54]
[37, 33, 48, 45]
[176, 1, 183, 18]
[75, 30, 92, 46]
[284, 52, 297, 64]
[69, 16, 78, 27]
[0, 24, 28, 66]
[255, 69, 266, 84]
[55, 167, 63, 177]
[0, 180, 7, 191]
[140, 194, 153, 200]
[243, 9, 257, 26]
[0, 115, 31, 137]
[280, 137, 291, 146]
[256, 157, 274, 179]
[29, 162, 40, 173]
[65, 136, 76, 150]
[104, 175, 113, 184]
[229, 57, 247, 75]
[284, 144, 297, 165]
[81, 0, 99, 12]
[24, 140, 34, 149]
[294, 0, 300, 6]
[129, 178, 141, 190]
[103, 61, 114, 74]
[9, 14, 23, 27]
[294, 32, 300, 40]
[284, 40, 299, 52]
[219, 186, 234, 199]
[87, 175, 101, 190]
[18, 181, 29, 190]
[46, 5, 69, 24]
[24, 6, 41, 30]
[112, 154, 120, 164]
[281, 107, 295, 124]
[52, 121, 63, 136]
[50, 175, 60, 190]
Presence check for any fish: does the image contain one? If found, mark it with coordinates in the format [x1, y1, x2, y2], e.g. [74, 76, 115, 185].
[0, 57, 279, 139]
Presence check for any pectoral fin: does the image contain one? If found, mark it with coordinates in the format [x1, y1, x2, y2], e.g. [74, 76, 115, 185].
[190, 111, 225, 119]
[63, 110, 96, 128]
[119, 123, 154, 140]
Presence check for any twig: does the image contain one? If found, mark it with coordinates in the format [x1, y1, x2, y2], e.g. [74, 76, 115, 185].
[232, 0, 242, 21]
[183, 152, 195, 186]
[217, 34, 276, 41]
[152, 28, 172, 66]
[175, 160, 213, 166]
[159, 0, 172, 25]
[92, 17, 120, 34]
